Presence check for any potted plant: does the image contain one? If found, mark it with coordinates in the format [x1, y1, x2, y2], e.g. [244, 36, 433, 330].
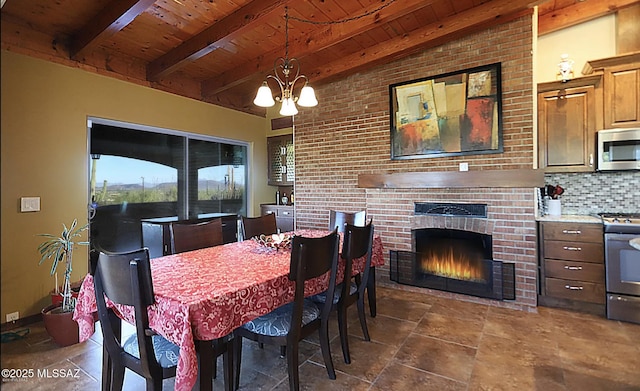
[37, 219, 89, 346]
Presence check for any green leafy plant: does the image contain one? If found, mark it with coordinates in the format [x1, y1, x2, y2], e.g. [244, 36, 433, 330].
[37, 219, 89, 312]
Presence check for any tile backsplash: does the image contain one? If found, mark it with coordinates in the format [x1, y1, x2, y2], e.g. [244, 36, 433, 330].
[544, 171, 640, 215]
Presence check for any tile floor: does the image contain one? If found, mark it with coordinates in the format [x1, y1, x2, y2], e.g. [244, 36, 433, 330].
[2, 286, 639, 390]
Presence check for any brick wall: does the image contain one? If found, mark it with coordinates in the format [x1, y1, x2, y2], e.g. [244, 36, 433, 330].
[294, 15, 537, 311]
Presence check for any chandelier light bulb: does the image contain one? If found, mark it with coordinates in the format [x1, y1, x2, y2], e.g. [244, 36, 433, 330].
[253, 81, 275, 107]
[297, 83, 318, 107]
[279, 97, 298, 116]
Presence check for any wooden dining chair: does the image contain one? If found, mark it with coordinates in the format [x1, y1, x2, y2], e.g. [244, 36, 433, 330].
[232, 230, 340, 391]
[328, 210, 377, 319]
[240, 213, 277, 240]
[93, 248, 179, 391]
[169, 218, 224, 254]
[328, 210, 366, 233]
[95, 248, 233, 391]
[311, 221, 374, 364]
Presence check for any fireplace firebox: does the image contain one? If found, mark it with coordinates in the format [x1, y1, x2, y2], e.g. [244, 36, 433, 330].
[390, 228, 515, 300]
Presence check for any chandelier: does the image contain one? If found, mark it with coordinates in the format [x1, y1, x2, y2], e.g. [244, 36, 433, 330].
[253, 7, 317, 116]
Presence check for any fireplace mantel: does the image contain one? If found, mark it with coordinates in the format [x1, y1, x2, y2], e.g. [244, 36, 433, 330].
[358, 169, 544, 189]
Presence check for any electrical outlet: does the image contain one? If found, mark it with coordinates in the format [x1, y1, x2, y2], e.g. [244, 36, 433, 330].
[6, 311, 19, 322]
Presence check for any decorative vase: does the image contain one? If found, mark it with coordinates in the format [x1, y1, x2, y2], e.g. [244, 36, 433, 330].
[547, 199, 562, 216]
[41, 304, 79, 347]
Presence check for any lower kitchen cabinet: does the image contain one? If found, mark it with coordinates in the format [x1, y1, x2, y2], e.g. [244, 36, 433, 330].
[538, 221, 605, 315]
[260, 204, 294, 233]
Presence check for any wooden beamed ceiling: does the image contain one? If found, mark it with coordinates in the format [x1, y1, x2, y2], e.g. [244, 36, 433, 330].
[1, 0, 636, 116]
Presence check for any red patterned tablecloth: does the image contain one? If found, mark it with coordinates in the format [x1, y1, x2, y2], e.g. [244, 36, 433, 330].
[73, 230, 384, 391]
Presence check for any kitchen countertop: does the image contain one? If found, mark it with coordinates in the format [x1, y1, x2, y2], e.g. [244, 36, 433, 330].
[536, 214, 602, 224]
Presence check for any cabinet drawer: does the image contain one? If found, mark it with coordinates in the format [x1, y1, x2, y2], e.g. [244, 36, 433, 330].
[278, 208, 293, 218]
[543, 241, 603, 263]
[262, 207, 278, 216]
[542, 222, 603, 242]
[544, 259, 604, 283]
[545, 277, 605, 304]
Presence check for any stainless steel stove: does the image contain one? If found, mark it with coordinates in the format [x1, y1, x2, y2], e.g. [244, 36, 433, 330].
[599, 213, 640, 324]
[600, 213, 640, 234]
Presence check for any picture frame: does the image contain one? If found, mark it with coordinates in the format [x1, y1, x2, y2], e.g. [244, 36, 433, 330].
[389, 63, 503, 160]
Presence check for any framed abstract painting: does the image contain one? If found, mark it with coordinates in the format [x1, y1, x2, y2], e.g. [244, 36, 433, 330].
[389, 63, 503, 160]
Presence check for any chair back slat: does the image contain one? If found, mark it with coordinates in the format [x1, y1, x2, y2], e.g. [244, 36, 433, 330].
[329, 210, 366, 233]
[342, 222, 374, 261]
[170, 218, 223, 254]
[241, 213, 278, 240]
[96, 248, 154, 307]
[289, 229, 339, 282]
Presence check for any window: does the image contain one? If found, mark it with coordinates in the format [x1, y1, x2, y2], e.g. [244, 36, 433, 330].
[89, 120, 247, 252]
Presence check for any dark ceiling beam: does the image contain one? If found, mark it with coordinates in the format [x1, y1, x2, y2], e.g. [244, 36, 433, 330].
[305, 0, 537, 85]
[201, 0, 430, 97]
[538, 0, 639, 35]
[70, 0, 155, 59]
[146, 0, 290, 81]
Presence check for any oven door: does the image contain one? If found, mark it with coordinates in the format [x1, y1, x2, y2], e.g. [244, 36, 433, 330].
[605, 233, 640, 296]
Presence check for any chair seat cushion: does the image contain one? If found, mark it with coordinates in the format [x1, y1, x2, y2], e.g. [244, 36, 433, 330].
[123, 334, 180, 368]
[241, 299, 320, 337]
[310, 282, 358, 304]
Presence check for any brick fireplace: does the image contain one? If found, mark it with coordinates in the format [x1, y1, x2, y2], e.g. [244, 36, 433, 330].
[291, 14, 538, 311]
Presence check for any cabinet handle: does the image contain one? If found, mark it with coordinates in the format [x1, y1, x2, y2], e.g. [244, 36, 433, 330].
[266, 211, 274, 214]
[589, 153, 593, 167]
[564, 265, 583, 271]
[563, 246, 582, 251]
[564, 285, 584, 290]
[562, 230, 581, 234]
[281, 211, 290, 216]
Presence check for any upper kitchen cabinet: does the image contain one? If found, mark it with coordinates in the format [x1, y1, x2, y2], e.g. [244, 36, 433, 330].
[267, 134, 294, 185]
[584, 52, 640, 129]
[538, 75, 603, 173]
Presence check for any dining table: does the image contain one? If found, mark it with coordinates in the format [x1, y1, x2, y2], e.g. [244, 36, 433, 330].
[73, 229, 385, 391]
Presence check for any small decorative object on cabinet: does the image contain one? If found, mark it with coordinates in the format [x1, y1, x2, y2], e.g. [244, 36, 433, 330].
[537, 75, 603, 173]
[538, 221, 605, 315]
[267, 134, 294, 185]
[584, 52, 640, 129]
[261, 204, 294, 233]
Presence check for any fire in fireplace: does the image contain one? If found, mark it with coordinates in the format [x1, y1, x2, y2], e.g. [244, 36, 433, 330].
[391, 227, 515, 300]
[416, 229, 490, 283]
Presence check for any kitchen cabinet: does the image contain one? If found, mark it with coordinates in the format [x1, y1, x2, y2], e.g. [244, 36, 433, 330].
[537, 75, 603, 173]
[267, 134, 294, 186]
[538, 221, 605, 315]
[260, 204, 294, 233]
[584, 53, 640, 129]
[141, 213, 238, 258]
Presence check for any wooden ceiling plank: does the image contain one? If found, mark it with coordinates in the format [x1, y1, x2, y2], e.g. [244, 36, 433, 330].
[306, 0, 537, 84]
[538, 0, 639, 35]
[70, 0, 156, 59]
[146, 0, 290, 81]
[201, 0, 432, 97]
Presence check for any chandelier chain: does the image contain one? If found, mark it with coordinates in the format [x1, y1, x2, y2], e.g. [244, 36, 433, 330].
[288, 0, 398, 25]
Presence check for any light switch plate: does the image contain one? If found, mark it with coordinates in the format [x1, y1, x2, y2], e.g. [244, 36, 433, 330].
[20, 197, 40, 212]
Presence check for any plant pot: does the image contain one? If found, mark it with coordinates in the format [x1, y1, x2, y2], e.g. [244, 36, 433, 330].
[41, 304, 79, 347]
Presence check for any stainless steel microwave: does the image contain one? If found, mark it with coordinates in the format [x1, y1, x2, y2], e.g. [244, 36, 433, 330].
[597, 128, 640, 171]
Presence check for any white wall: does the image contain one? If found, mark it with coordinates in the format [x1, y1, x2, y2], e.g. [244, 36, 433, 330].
[537, 14, 616, 83]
